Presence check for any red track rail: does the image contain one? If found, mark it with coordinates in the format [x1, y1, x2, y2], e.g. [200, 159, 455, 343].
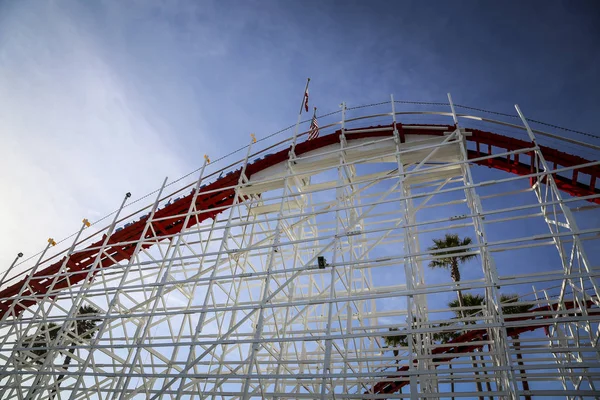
[366, 300, 599, 397]
[0, 124, 598, 319]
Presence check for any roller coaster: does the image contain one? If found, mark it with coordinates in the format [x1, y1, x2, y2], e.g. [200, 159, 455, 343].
[0, 97, 598, 399]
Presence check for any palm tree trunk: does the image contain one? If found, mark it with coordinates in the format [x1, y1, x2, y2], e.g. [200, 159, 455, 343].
[470, 357, 484, 400]
[49, 342, 75, 400]
[449, 362, 455, 400]
[452, 260, 483, 400]
[479, 351, 493, 400]
[450, 261, 461, 287]
[513, 335, 531, 400]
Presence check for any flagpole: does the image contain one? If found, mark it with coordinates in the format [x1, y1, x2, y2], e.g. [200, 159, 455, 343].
[291, 78, 311, 155]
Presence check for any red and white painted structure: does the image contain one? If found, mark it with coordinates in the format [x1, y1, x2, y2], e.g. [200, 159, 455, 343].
[0, 95, 598, 399]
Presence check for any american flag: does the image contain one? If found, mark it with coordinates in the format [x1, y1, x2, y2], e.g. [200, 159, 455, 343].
[303, 89, 309, 112]
[308, 110, 319, 140]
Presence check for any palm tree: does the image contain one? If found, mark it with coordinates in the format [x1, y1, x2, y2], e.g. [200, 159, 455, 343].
[22, 305, 101, 400]
[382, 327, 409, 392]
[432, 322, 460, 344]
[432, 322, 460, 399]
[500, 294, 532, 400]
[447, 293, 534, 399]
[500, 294, 532, 315]
[19, 323, 61, 365]
[429, 234, 477, 320]
[448, 293, 485, 321]
[384, 327, 408, 363]
[429, 234, 483, 397]
[448, 293, 492, 400]
[384, 320, 462, 394]
[383, 320, 469, 397]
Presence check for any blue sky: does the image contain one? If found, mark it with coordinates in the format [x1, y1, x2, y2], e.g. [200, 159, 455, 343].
[0, 0, 597, 285]
[0, 0, 598, 275]
[1, 0, 598, 291]
[3, 0, 598, 265]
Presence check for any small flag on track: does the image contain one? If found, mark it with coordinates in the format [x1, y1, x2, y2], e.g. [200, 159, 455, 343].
[308, 108, 319, 140]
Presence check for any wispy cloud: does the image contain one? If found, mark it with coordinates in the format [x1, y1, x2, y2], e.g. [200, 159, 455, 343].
[0, 2, 202, 268]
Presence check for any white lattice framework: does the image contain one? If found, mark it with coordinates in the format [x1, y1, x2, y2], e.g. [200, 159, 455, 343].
[0, 95, 599, 399]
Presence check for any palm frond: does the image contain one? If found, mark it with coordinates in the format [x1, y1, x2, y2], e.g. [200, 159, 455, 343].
[74, 306, 102, 341]
[22, 305, 103, 367]
[428, 234, 476, 269]
[448, 293, 485, 319]
[457, 237, 477, 262]
[20, 322, 61, 364]
[500, 294, 532, 315]
[384, 327, 408, 347]
[432, 322, 460, 344]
